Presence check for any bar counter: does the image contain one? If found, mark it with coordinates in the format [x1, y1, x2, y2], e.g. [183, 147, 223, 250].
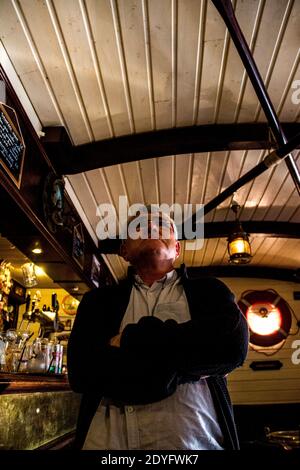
[0, 373, 81, 450]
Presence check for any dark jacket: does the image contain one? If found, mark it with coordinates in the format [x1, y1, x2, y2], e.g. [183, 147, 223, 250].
[68, 266, 249, 449]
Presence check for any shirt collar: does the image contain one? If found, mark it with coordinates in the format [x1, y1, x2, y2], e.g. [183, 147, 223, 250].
[134, 269, 178, 288]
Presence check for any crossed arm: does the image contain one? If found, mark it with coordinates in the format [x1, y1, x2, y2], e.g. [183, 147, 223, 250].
[68, 278, 249, 398]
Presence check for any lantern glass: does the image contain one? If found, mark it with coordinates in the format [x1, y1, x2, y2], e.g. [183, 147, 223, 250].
[228, 234, 251, 264]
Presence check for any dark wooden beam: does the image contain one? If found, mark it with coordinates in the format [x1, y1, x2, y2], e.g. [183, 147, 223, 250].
[187, 266, 300, 284]
[204, 221, 300, 239]
[97, 222, 300, 254]
[42, 123, 300, 175]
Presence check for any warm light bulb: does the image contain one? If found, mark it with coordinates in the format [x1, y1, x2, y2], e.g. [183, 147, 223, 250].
[35, 266, 45, 276]
[247, 303, 281, 335]
[229, 238, 251, 255]
[32, 247, 43, 254]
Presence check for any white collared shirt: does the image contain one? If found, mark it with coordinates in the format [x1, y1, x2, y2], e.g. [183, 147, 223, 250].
[120, 269, 189, 329]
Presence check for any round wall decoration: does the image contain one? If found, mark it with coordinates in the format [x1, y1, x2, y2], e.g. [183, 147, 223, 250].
[238, 289, 292, 347]
[61, 295, 79, 315]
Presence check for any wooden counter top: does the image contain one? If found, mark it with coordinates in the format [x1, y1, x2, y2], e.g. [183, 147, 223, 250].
[0, 372, 70, 394]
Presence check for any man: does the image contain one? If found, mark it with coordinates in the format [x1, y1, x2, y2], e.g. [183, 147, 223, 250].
[68, 209, 248, 450]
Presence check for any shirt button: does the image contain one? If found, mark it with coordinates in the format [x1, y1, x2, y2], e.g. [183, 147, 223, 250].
[126, 406, 134, 413]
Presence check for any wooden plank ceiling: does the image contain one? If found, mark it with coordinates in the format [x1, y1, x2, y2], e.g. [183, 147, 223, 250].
[0, 0, 299, 280]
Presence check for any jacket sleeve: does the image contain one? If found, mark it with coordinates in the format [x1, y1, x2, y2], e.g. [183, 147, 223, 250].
[120, 277, 249, 378]
[67, 288, 116, 393]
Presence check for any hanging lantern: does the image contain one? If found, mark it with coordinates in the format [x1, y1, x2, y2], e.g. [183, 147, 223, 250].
[228, 221, 252, 264]
[227, 202, 252, 264]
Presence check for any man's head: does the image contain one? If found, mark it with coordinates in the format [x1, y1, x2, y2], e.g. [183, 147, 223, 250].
[120, 208, 180, 271]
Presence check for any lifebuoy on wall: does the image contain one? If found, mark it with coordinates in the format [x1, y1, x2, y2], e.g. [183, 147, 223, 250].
[238, 289, 292, 347]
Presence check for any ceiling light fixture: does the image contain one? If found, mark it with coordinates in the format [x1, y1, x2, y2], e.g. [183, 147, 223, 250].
[31, 241, 43, 255]
[227, 201, 252, 264]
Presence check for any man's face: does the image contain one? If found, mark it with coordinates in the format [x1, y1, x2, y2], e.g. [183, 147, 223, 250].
[120, 214, 180, 266]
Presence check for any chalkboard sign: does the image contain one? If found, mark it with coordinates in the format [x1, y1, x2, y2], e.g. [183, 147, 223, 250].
[0, 102, 25, 188]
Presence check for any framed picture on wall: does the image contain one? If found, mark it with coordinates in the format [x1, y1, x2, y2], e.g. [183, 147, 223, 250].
[61, 295, 79, 316]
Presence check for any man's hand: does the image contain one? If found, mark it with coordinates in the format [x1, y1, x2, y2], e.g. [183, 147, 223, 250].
[109, 333, 121, 348]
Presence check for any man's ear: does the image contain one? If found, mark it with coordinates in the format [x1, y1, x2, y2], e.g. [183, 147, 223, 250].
[175, 241, 181, 259]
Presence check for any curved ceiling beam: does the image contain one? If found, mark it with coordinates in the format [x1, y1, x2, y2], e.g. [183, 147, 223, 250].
[187, 266, 300, 284]
[97, 222, 300, 254]
[42, 123, 300, 175]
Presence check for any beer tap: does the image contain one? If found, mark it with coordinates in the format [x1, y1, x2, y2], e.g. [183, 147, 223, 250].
[19, 293, 32, 330]
[51, 293, 59, 332]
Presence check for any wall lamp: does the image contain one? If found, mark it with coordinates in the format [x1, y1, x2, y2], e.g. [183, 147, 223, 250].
[238, 289, 297, 350]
